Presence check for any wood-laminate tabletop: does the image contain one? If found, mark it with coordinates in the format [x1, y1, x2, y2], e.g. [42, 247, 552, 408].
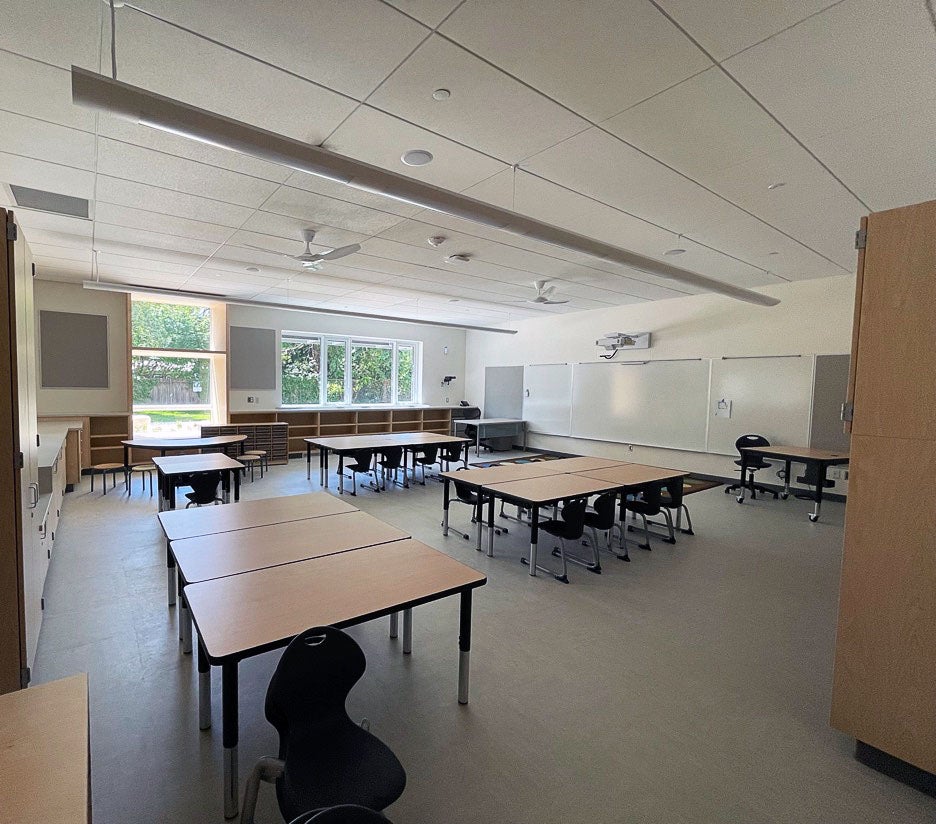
[157, 491, 357, 542]
[186, 538, 487, 661]
[574, 464, 689, 486]
[305, 432, 469, 450]
[440, 462, 560, 487]
[740, 445, 850, 463]
[152, 453, 244, 475]
[485, 474, 621, 505]
[172, 510, 409, 584]
[0, 673, 89, 823]
[537, 456, 630, 473]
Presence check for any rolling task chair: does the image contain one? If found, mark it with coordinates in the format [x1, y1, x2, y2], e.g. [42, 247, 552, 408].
[184, 471, 223, 508]
[724, 434, 778, 501]
[240, 627, 406, 824]
[288, 807, 391, 824]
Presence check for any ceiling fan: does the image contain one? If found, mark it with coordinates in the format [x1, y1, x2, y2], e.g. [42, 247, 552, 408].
[526, 279, 569, 305]
[243, 229, 361, 271]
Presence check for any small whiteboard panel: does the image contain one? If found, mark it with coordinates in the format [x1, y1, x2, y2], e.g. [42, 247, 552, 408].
[707, 356, 814, 455]
[571, 360, 710, 451]
[523, 364, 572, 436]
[484, 365, 523, 418]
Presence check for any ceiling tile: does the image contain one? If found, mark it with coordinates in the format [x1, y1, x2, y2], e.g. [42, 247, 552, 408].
[442, 0, 711, 120]
[326, 106, 507, 192]
[0, 152, 95, 199]
[93, 223, 220, 257]
[368, 34, 589, 162]
[0, 110, 96, 171]
[95, 177, 255, 228]
[382, 0, 462, 27]
[723, 0, 936, 141]
[97, 139, 280, 208]
[0, 0, 100, 70]
[11, 211, 93, 239]
[113, 10, 358, 146]
[237, 214, 370, 251]
[94, 203, 234, 245]
[283, 170, 420, 218]
[261, 186, 406, 235]
[0, 52, 95, 132]
[139, 0, 428, 99]
[602, 68, 788, 178]
[656, 0, 838, 61]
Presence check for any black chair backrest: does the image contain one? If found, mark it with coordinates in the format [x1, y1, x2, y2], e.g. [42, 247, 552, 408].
[662, 477, 684, 508]
[265, 627, 365, 754]
[588, 492, 617, 529]
[187, 471, 222, 504]
[347, 449, 374, 469]
[415, 446, 438, 463]
[453, 479, 478, 504]
[463, 407, 481, 420]
[379, 447, 403, 468]
[443, 442, 463, 461]
[290, 805, 389, 824]
[797, 464, 834, 488]
[559, 499, 588, 537]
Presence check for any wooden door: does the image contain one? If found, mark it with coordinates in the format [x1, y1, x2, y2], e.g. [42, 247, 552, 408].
[831, 198, 936, 772]
[0, 208, 26, 693]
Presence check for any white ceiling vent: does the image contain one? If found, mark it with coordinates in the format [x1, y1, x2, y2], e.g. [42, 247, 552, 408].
[9, 185, 91, 219]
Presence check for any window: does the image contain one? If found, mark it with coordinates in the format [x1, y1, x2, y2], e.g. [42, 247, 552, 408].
[131, 300, 222, 436]
[281, 334, 420, 406]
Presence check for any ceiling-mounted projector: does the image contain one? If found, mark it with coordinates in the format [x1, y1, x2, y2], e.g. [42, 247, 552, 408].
[596, 332, 651, 353]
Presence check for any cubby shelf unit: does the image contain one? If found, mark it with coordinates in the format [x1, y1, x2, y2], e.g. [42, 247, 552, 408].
[229, 407, 454, 457]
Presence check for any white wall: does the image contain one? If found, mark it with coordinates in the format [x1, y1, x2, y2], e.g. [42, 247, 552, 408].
[226, 304, 467, 411]
[34, 280, 130, 415]
[466, 275, 856, 489]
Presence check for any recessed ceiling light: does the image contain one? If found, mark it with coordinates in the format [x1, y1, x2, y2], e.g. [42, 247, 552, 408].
[245, 266, 260, 272]
[767, 251, 780, 256]
[427, 235, 446, 247]
[402, 149, 433, 166]
[448, 298, 460, 303]
[767, 182, 786, 190]
[445, 254, 471, 264]
[432, 88, 451, 101]
[664, 248, 686, 256]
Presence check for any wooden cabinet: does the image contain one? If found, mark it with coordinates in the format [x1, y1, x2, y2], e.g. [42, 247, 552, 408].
[229, 407, 454, 456]
[200, 423, 289, 465]
[831, 198, 936, 778]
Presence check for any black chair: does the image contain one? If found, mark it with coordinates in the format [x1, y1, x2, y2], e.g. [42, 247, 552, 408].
[794, 463, 834, 501]
[461, 408, 490, 453]
[659, 476, 693, 537]
[240, 627, 406, 824]
[344, 449, 378, 496]
[446, 476, 507, 543]
[624, 483, 667, 550]
[583, 492, 629, 563]
[289, 807, 390, 824]
[183, 471, 222, 508]
[438, 441, 466, 472]
[724, 434, 778, 500]
[412, 446, 439, 485]
[523, 498, 590, 583]
[377, 447, 405, 490]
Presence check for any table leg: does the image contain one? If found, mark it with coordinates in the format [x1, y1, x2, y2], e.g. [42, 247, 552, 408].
[781, 460, 792, 500]
[221, 471, 231, 505]
[458, 589, 472, 705]
[198, 640, 211, 730]
[321, 447, 327, 488]
[476, 496, 484, 552]
[181, 589, 193, 655]
[389, 612, 399, 639]
[487, 494, 495, 557]
[338, 454, 345, 495]
[476, 427, 480, 457]
[168, 477, 176, 511]
[402, 608, 413, 654]
[442, 477, 450, 536]
[233, 468, 240, 503]
[462, 441, 468, 469]
[403, 448, 410, 488]
[123, 444, 130, 491]
[166, 540, 176, 607]
[222, 661, 239, 819]
[306, 443, 311, 481]
[528, 504, 539, 576]
[809, 462, 827, 523]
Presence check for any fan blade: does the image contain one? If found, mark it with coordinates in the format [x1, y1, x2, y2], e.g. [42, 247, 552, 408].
[242, 243, 296, 259]
[318, 243, 361, 261]
[541, 285, 557, 298]
[542, 299, 569, 305]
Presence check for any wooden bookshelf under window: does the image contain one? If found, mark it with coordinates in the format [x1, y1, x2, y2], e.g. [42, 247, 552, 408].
[229, 407, 454, 457]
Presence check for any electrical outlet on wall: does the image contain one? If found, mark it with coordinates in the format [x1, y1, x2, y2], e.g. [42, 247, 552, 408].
[247, 396, 257, 404]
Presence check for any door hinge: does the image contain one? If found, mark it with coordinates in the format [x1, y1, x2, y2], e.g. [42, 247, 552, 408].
[40, 597, 44, 611]
[31, 262, 36, 278]
[6, 219, 17, 241]
[20, 667, 30, 688]
[841, 401, 854, 422]
[854, 228, 867, 250]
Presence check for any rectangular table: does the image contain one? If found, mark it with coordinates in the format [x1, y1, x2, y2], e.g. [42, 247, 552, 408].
[305, 432, 470, 491]
[0, 673, 90, 823]
[185, 538, 486, 818]
[157, 491, 357, 607]
[738, 445, 849, 521]
[152, 453, 244, 512]
[453, 417, 527, 455]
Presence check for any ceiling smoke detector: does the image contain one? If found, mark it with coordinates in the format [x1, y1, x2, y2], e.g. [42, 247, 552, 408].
[427, 235, 446, 247]
[445, 254, 471, 264]
[664, 248, 686, 256]
[402, 149, 433, 166]
[432, 88, 451, 100]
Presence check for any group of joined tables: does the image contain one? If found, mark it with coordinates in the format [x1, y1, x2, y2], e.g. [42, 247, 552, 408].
[146, 428, 847, 819]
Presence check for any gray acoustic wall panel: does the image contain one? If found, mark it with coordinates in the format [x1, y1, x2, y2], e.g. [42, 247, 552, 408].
[40, 310, 109, 388]
[810, 354, 851, 451]
[229, 326, 276, 390]
[484, 365, 523, 418]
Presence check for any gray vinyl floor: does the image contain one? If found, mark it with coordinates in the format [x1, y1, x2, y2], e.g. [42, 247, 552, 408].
[33, 452, 936, 824]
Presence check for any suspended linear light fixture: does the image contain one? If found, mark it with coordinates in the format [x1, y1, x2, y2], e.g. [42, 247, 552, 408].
[71, 67, 779, 307]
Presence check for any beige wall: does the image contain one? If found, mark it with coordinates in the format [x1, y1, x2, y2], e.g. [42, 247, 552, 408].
[33, 280, 129, 416]
[226, 304, 468, 412]
[466, 275, 856, 488]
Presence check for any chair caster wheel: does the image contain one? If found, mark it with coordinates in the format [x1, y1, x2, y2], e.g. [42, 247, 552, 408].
[780, 492, 789, 500]
[724, 487, 732, 494]
[736, 496, 744, 503]
[809, 514, 819, 523]
[555, 574, 569, 584]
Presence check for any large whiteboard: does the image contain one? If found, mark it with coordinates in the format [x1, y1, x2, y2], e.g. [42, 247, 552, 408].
[571, 360, 710, 451]
[523, 364, 572, 436]
[706, 356, 815, 455]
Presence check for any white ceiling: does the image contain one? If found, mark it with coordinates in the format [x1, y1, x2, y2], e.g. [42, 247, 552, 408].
[1, 0, 930, 328]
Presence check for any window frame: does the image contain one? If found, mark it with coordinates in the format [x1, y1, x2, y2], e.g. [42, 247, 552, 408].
[280, 331, 421, 407]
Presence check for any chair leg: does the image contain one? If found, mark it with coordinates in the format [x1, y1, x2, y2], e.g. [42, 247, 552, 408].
[638, 514, 652, 550]
[239, 756, 284, 824]
[680, 504, 694, 535]
[611, 523, 630, 561]
[90, 471, 95, 493]
[661, 509, 676, 544]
